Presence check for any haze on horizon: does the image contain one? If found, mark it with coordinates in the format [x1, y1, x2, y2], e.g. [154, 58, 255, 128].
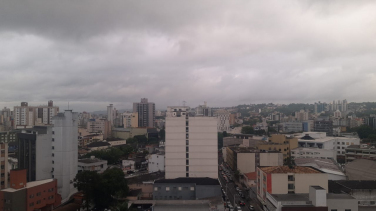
[1, 0, 376, 112]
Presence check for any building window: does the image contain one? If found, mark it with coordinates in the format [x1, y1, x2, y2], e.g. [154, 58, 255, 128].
[288, 184, 294, 189]
[186, 153, 189, 158]
[52, 153, 54, 157]
[288, 175, 294, 181]
[186, 173, 189, 177]
[186, 140, 189, 145]
[36, 192, 41, 196]
[52, 138, 54, 142]
[166, 187, 170, 191]
[186, 166, 189, 172]
[178, 187, 182, 191]
[186, 160, 189, 165]
[154, 187, 158, 191]
[52, 131, 54, 134]
[344, 210, 351, 211]
[190, 187, 195, 191]
[186, 147, 189, 152]
[52, 146, 54, 150]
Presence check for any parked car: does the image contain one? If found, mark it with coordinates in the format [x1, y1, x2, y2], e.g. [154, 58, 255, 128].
[236, 205, 242, 211]
[249, 205, 255, 210]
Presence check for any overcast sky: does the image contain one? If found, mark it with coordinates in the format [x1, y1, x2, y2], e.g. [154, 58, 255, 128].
[1, 0, 375, 112]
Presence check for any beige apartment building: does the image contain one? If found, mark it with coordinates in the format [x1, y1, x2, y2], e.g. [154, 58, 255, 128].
[257, 134, 298, 162]
[165, 106, 218, 179]
[123, 112, 138, 128]
[257, 166, 328, 205]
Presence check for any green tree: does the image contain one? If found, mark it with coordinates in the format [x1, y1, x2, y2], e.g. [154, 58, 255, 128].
[134, 135, 148, 144]
[367, 134, 376, 142]
[241, 126, 254, 134]
[357, 125, 375, 139]
[73, 171, 101, 211]
[74, 168, 129, 210]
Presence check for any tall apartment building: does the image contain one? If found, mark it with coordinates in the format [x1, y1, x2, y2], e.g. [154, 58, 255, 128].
[214, 109, 230, 132]
[257, 166, 328, 205]
[51, 110, 78, 202]
[13, 101, 59, 129]
[0, 131, 16, 189]
[17, 127, 53, 182]
[133, 98, 155, 128]
[165, 106, 218, 179]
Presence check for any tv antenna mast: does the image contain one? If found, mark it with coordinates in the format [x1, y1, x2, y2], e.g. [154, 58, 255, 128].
[182, 101, 186, 106]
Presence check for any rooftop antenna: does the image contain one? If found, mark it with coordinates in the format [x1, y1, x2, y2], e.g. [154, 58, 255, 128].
[183, 101, 186, 106]
[68, 102, 70, 110]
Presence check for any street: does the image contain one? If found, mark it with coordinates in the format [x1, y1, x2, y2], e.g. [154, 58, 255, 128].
[218, 163, 263, 211]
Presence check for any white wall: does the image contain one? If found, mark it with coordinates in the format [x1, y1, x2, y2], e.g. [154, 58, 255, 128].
[148, 154, 165, 173]
[36, 128, 53, 181]
[52, 111, 78, 202]
[165, 107, 218, 179]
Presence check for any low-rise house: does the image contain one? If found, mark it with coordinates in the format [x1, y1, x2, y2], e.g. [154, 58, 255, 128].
[122, 160, 136, 171]
[78, 156, 108, 173]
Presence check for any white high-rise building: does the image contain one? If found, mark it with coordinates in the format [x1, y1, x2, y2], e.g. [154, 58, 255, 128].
[165, 106, 218, 179]
[14, 101, 59, 129]
[52, 110, 78, 202]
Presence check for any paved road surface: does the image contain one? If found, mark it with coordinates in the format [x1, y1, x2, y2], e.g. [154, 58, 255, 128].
[218, 164, 263, 211]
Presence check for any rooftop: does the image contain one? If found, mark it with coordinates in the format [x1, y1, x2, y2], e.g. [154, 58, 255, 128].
[294, 158, 344, 176]
[271, 193, 309, 202]
[228, 146, 280, 153]
[78, 158, 107, 164]
[2, 179, 54, 193]
[244, 172, 257, 180]
[259, 166, 323, 174]
[326, 193, 355, 199]
[329, 180, 376, 192]
[154, 177, 220, 186]
[87, 141, 110, 147]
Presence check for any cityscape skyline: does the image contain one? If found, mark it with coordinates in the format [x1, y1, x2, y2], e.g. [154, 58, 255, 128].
[1, 1, 376, 111]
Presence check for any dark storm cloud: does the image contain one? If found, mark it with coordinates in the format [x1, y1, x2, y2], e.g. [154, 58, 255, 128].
[0, 0, 376, 111]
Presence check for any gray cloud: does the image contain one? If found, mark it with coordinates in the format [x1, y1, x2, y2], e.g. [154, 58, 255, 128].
[0, 0, 376, 112]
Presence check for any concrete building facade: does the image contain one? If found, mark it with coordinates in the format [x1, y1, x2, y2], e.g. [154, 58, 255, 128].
[214, 109, 230, 132]
[292, 148, 337, 161]
[225, 147, 283, 174]
[51, 110, 78, 202]
[165, 106, 218, 179]
[257, 166, 328, 205]
[78, 157, 108, 173]
[148, 154, 165, 173]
